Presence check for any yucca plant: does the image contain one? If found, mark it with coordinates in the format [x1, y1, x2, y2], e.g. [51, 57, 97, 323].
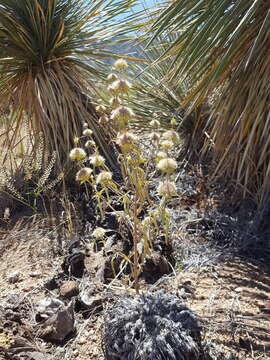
[150, 0, 270, 205]
[129, 35, 188, 129]
[127, 34, 209, 158]
[0, 0, 138, 171]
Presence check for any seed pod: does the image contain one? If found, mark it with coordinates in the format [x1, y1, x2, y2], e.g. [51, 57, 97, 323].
[69, 148, 86, 161]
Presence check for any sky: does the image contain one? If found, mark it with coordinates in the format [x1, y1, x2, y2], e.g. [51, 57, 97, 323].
[132, 0, 157, 12]
[122, 0, 159, 19]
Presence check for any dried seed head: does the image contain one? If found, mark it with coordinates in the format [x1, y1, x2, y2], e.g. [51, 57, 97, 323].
[96, 171, 113, 185]
[92, 227, 106, 239]
[155, 151, 167, 162]
[116, 132, 137, 146]
[109, 97, 121, 109]
[157, 158, 177, 174]
[149, 132, 160, 142]
[110, 79, 132, 95]
[99, 115, 110, 125]
[150, 119, 160, 129]
[89, 154, 105, 167]
[107, 84, 118, 96]
[118, 79, 132, 93]
[83, 122, 88, 129]
[69, 148, 86, 161]
[157, 181, 177, 197]
[161, 140, 174, 150]
[85, 140, 96, 148]
[96, 105, 107, 113]
[170, 117, 177, 126]
[73, 137, 80, 145]
[111, 106, 135, 124]
[107, 73, 119, 83]
[76, 167, 93, 184]
[83, 129, 93, 137]
[163, 130, 179, 143]
[114, 58, 128, 70]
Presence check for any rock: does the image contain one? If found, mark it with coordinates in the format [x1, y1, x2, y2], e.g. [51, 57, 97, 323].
[100, 212, 119, 234]
[38, 300, 75, 342]
[62, 252, 85, 278]
[79, 293, 103, 313]
[234, 287, 243, 293]
[95, 254, 122, 283]
[178, 281, 194, 299]
[75, 282, 103, 315]
[178, 287, 190, 299]
[35, 298, 64, 322]
[103, 236, 115, 255]
[7, 271, 20, 284]
[142, 252, 171, 282]
[60, 281, 79, 298]
[30, 272, 40, 278]
[68, 236, 83, 254]
[44, 273, 65, 290]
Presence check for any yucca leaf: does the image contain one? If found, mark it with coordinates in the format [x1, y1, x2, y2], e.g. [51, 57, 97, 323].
[151, 0, 270, 204]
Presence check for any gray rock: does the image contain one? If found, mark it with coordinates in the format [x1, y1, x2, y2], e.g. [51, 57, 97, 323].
[80, 292, 103, 312]
[38, 300, 75, 342]
[7, 271, 20, 284]
[35, 298, 64, 321]
[60, 281, 79, 298]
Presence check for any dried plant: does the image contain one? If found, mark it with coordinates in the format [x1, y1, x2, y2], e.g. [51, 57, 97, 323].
[70, 59, 180, 293]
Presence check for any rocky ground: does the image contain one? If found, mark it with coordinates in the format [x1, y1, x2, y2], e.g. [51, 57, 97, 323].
[0, 163, 270, 360]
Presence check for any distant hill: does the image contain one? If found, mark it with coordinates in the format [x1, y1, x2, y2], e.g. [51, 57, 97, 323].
[107, 37, 145, 64]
